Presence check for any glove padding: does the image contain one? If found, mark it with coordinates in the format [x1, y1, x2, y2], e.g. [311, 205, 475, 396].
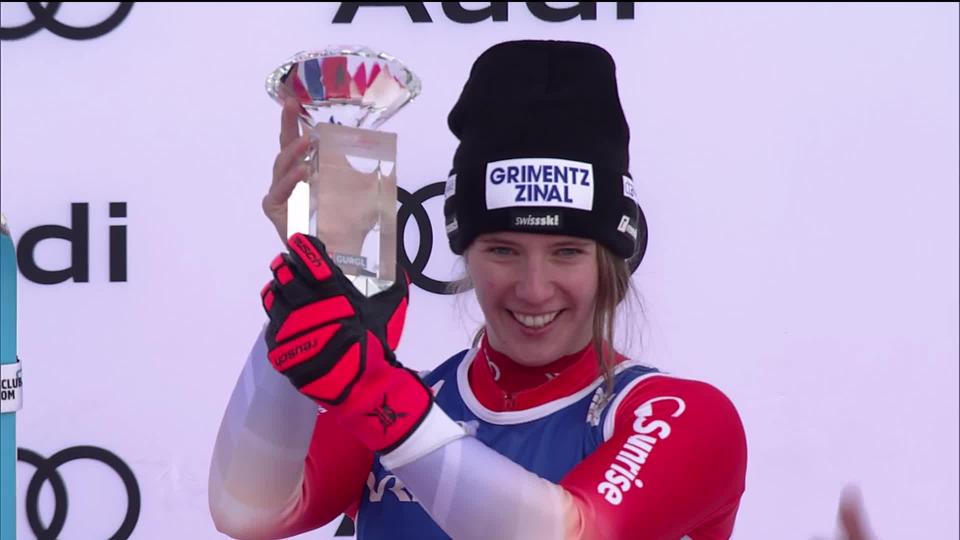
[260, 233, 431, 453]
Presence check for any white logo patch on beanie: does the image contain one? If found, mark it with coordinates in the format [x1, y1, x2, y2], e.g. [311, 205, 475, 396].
[617, 215, 639, 240]
[485, 158, 594, 211]
[622, 175, 639, 205]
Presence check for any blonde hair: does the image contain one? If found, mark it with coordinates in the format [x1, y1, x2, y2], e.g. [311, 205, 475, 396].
[452, 243, 639, 396]
[593, 244, 635, 396]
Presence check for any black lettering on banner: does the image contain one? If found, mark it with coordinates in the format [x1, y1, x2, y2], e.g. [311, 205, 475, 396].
[17, 202, 129, 284]
[332, 2, 636, 23]
[442, 2, 508, 23]
[109, 202, 127, 282]
[17, 445, 141, 540]
[0, 2, 134, 41]
[17, 202, 90, 284]
[526, 2, 596, 22]
[333, 2, 433, 23]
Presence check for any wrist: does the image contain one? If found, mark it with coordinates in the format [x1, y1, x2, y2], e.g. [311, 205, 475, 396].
[380, 405, 466, 470]
[330, 362, 433, 453]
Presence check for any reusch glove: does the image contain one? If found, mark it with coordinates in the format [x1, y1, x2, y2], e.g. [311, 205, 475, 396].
[260, 233, 431, 453]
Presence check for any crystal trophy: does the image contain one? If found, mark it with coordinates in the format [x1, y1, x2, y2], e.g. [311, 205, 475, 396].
[266, 46, 420, 296]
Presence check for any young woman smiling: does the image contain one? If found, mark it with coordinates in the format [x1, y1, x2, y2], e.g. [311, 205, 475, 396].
[209, 40, 748, 540]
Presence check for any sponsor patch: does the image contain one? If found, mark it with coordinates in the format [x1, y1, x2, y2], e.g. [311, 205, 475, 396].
[586, 386, 609, 427]
[511, 210, 563, 229]
[0, 361, 22, 413]
[486, 158, 593, 211]
[333, 253, 368, 268]
[617, 215, 638, 240]
[445, 174, 457, 199]
[596, 396, 686, 506]
[622, 175, 639, 204]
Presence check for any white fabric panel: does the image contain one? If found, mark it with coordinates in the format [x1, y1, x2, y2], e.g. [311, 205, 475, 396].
[208, 328, 317, 538]
[393, 437, 571, 540]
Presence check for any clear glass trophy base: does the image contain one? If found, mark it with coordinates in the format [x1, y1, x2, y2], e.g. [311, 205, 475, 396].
[285, 123, 397, 298]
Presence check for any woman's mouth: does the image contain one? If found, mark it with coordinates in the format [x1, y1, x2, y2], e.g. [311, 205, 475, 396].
[509, 310, 562, 329]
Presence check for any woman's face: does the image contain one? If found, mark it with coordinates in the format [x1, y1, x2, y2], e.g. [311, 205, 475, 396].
[465, 232, 599, 367]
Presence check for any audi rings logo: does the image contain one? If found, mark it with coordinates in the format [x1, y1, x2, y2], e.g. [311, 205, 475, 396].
[0, 2, 134, 41]
[17, 446, 141, 540]
[398, 182, 454, 295]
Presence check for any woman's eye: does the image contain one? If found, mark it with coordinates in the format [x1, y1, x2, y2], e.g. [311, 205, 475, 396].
[489, 246, 514, 256]
[556, 248, 584, 257]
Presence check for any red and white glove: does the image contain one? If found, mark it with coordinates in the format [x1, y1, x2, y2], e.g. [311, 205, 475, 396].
[260, 233, 431, 453]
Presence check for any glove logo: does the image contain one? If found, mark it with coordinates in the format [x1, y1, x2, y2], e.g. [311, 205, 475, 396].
[286, 234, 333, 282]
[366, 394, 407, 433]
[295, 237, 322, 266]
[276, 338, 317, 368]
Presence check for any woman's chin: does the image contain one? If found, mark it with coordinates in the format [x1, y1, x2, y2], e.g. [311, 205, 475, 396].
[500, 343, 563, 368]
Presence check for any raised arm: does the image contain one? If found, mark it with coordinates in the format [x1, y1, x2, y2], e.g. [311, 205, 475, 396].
[208, 329, 372, 539]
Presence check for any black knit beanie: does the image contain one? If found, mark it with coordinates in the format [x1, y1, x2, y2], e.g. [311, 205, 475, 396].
[443, 40, 647, 269]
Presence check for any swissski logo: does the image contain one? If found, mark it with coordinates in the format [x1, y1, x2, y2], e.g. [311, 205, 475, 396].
[512, 210, 562, 230]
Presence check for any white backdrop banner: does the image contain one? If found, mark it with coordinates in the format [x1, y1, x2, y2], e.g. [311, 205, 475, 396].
[1, 2, 958, 539]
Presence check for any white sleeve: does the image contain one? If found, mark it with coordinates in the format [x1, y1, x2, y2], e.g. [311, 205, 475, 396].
[207, 327, 318, 538]
[383, 415, 578, 540]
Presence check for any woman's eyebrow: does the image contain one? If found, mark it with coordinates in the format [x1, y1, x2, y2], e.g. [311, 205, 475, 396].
[549, 240, 592, 248]
[477, 236, 521, 246]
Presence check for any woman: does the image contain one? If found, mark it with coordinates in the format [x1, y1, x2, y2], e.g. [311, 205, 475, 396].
[209, 40, 748, 540]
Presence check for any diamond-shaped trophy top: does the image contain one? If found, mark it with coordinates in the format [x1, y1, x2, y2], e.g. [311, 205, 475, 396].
[266, 45, 421, 130]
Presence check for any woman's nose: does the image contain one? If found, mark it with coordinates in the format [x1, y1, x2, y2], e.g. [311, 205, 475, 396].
[514, 258, 554, 304]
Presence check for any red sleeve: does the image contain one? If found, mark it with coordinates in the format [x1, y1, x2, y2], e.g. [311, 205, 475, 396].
[559, 376, 747, 540]
[278, 409, 374, 536]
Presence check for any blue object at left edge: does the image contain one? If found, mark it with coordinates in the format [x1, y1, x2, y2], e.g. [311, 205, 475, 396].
[1, 214, 18, 540]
